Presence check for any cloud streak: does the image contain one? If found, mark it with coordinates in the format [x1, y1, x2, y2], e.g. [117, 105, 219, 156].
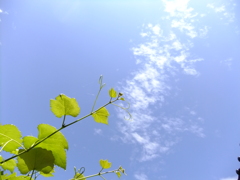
[116, 0, 208, 163]
[117, 0, 236, 165]
[134, 173, 149, 180]
[207, 2, 236, 23]
[220, 177, 238, 180]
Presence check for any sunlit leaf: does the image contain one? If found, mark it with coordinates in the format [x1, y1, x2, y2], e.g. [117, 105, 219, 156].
[37, 124, 68, 169]
[50, 94, 80, 118]
[0, 124, 22, 153]
[108, 88, 117, 98]
[119, 97, 125, 101]
[74, 173, 86, 180]
[17, 147, 54, 174]
[115, 171, 121, 178]
[0, 156, 16, 173]
[2, 174, 32, 180]
[11, 149, 19, 155]
[92, 108, 110, 125]
[10, 176, 32, 180]
[23, 136, 38, 149]
[40, 172, 54, 177]
[99, 159, 111, 169]
[40, 168, 55, 177]
[0, 172, 17, 180]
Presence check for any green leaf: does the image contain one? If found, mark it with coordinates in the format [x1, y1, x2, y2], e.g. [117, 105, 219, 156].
[50, 94, 80, 118]
[10, 149, 19, 155]
[115, 171, 121, 178]
[2, 174, 32, 180]
[0, 124, 22, 153]
[23, 136, 38, 149]
[119, 97, 125, 101]
[40, 172, 54, 177]
[108, 88, 117, 98]
[40, 168, 54, 177]
[0, 172, 17, 180]
[9, 177, 31, 180]
[99, 159, 111, 169]
[37, 124, 68, 169]
[0, 157, 16, 173]
[74, 173, 86, 180]
[17, 147, 54, 174]
[92, 107, 110, 125]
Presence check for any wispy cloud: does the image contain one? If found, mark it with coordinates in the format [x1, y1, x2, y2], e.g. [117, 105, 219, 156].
[0, 9, 8, 15]
[220, 58, 233, 70]
[134, 173, 149, 180]
[116, 0, 207, 163]
[220, 177, 238, 180]
[94, 128, 102, 135]
[162, 0, 200, 39]
[207, 2, 236, 23]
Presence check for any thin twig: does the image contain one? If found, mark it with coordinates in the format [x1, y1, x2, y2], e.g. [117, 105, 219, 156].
[0, 99, 119, 164]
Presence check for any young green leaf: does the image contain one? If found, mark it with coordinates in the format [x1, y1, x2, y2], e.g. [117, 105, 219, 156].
[0, 124, 22, 153]
[108, 88, 117, 98]
[37, 124, 68, 169]
[119, 97, 125, 101]
[50, 94, 80, 118]
[118, 166, 127, 175]
[115, 171, 121, 178]
[99, 159, 112, 169]
[0, 157, 16, 173]
[92, 107, 110, 125]
[17, 147, 54, 174]
[74, 173, 86, 180]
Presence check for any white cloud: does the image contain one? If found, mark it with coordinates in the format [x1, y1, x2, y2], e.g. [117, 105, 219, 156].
[134, 173, 148, 180]
[221, 58, 233, 70]
[171, 19, 197, 38]
[116, 0, 206, 162]
[132, 132, 160, 161]
[199, 26, 209, 38]
[220, 177, 238, 180]
[94, 128, 102, 135]
[0, 9, 8, 14]
[207, 3, 235, 23]
[162, 0, 201, 39]
[207, 4, 225, 13]
[152, 24, 162, 36]
[162, 0, 190, 17]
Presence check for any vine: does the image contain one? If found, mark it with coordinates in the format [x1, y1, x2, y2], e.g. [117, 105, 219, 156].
[0, 76, 129, 180]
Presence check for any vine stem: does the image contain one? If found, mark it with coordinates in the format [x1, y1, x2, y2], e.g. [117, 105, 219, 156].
[0, 98, 119, 165]
[72, 168, 119, 180]
[30, 170, 35, 180]
[62, 115, 66, 127]
[91, 76, 105, 113]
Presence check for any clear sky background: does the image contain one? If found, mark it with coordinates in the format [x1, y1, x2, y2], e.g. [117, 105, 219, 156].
[1, 0, 240, 180]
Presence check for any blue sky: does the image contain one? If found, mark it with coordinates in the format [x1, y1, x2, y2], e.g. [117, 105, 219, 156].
[1, 0, 240, 180]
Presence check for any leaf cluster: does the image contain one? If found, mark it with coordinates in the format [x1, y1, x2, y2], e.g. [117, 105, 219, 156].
[0, 78, 129, 180]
